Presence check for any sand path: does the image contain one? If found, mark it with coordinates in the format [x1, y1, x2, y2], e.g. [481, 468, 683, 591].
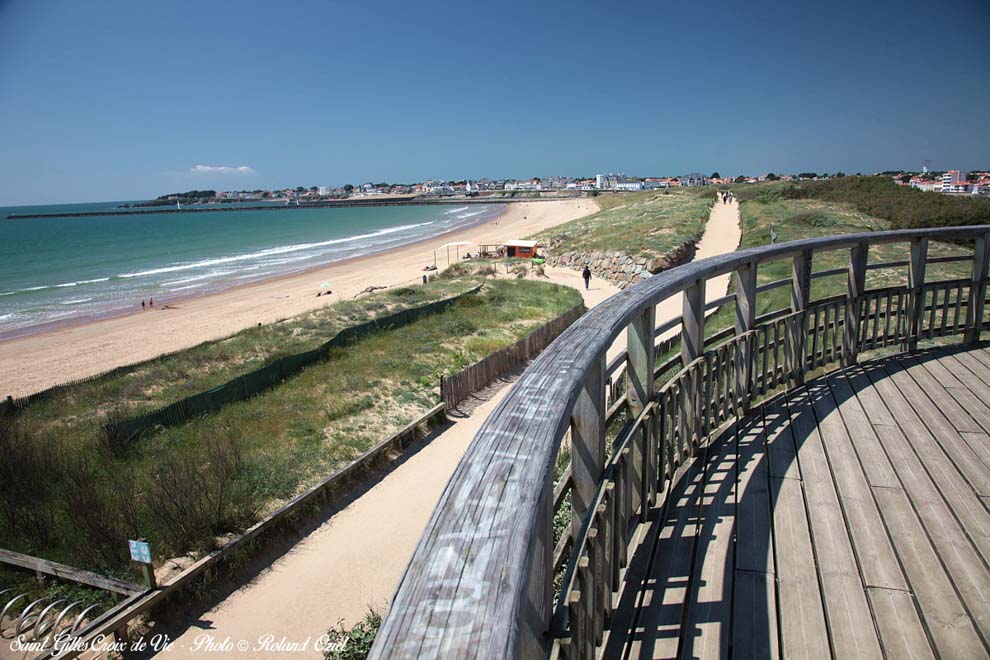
[0, 199, 595, 398]
[156, 199, 740, 658]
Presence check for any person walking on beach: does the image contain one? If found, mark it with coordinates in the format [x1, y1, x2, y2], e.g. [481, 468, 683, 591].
[141, 300, 145, 310]
[582, 266, 592, 290]
[149, 298, 153, 308]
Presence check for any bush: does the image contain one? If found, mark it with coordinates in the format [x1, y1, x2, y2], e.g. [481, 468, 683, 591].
[788, 176, 990, 230]
[323, 609, 382, 659]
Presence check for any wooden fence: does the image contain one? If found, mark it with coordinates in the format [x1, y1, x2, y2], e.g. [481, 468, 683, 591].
[441, 304, 586, 410]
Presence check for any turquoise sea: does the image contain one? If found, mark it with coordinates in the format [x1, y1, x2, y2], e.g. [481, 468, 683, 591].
[0, 201, 499, 337]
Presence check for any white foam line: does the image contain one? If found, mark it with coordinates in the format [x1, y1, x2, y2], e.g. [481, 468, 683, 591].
[118, 222, 432, 279]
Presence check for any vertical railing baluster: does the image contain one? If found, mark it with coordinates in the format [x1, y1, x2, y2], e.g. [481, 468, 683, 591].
[953, 282, 964, 334]
[570, 354, 605, 541]
[966, 231, 990, 343]
[843, 241, 868, 366]
[587, 528, 602, 647]
[927, 287, 938, 339]
[884, 290, 894, 346]
[787, 250, 812, 386]
[939, 284, 952, 336]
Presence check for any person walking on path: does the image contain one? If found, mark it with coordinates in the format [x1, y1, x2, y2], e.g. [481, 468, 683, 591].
[582, 266, 592, 290]
[422, 274, 428, 285]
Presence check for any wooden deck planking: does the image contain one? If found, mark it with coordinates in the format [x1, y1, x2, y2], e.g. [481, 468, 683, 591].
[679, 423, 737, 660]
[871, 486, 987, 658]
[618, 346, 990, 660]
[865, 587, 936, 660]
[810, 378, 908, 591]
[626, 451, 707, 658]
[769, 473, 831, 658]
[785, 386, 884, 658]
[882, 359, 990, 496]
[825, 370, 901, 489]
[862, 361, 990, 565]
[733, 410, 775, 575]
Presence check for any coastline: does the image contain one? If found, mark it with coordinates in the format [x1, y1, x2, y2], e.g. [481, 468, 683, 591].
[0, 203, 506, 342]
[0, 198, 596, 397]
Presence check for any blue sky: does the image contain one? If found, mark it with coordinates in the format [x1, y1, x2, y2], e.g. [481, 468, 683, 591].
[0, 0, 988, 204]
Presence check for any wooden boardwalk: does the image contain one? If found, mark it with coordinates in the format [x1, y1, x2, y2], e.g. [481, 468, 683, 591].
[608, 343, 990, 659]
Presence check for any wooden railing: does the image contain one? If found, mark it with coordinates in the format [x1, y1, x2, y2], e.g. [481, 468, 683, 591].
[370, 226, 990, 659]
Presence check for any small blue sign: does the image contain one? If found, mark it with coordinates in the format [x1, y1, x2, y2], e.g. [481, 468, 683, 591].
[128, 539, 152, 564]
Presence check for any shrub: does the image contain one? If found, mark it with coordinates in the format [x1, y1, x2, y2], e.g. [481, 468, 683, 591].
[788, 176, 990, 230]
[323, 609, 382, 659]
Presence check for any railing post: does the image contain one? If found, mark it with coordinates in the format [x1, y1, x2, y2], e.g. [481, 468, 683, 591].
[682, 280, 705, 448]
[787, 250, 812, 386]
[571, 353, 605, 541]
[627, 304, 656, 517]
[965, 231, 990, 343]
[907, 238, 928, 352]
[734, 262, 757, 412]
[843, 241, 869, 365]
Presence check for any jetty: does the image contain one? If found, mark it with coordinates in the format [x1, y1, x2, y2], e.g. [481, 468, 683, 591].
[371, 225, 990, 658]
[4, 196, 572, 220]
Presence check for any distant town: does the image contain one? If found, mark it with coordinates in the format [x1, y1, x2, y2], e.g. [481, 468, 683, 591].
[142, 168, 990, 206]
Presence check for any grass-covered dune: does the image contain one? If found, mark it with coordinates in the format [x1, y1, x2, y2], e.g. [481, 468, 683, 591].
[0, 277, 581, 582]
[530, 189, 713, 265]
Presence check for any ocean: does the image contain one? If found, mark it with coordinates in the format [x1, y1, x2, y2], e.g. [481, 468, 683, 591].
[0, 201, 500, 338]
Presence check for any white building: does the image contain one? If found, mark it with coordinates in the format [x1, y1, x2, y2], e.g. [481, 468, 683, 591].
[318, 186, 333, 196]
[941, 170, 967, 192]
[615, 178, 643, 191]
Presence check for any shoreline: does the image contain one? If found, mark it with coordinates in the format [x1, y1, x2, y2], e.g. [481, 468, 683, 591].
[0, 198, 596, 397]
[0, 203, 505, 342]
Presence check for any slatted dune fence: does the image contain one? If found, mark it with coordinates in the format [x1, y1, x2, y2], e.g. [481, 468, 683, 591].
[441, 304, 586, 409]
[105, 286, 482, 440]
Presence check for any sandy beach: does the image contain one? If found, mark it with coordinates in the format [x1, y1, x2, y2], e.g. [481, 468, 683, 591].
[0, 199, 595, 397]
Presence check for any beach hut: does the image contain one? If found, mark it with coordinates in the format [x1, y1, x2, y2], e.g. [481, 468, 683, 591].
[503, 240, 539, 259]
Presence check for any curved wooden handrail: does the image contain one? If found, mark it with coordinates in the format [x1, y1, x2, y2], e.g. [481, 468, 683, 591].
[370, 225, 990, 659]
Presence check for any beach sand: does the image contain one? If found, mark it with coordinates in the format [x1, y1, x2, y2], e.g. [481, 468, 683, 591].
[0, 199, 595, 397]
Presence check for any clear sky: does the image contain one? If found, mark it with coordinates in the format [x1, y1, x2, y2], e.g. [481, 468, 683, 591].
[1, 0, 988, 204]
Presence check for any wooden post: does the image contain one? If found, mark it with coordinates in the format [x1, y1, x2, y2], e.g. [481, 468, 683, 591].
[734, 262, 757, 412]
[965, 232, 990, 343]
[682, 280, 705, 447]
[843, 242, 869, 365]
[681, 281, 706, 366]
[627, 304, 656, 517]
[907, 238, 928, 351]
[787, 250, 812, 386]
[570, 353, 605, 541]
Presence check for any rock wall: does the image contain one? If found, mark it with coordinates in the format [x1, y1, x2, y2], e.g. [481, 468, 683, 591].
[545, 239, 699, 289]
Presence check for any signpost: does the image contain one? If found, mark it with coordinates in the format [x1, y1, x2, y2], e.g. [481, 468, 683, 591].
[128, 539, 156, 589]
